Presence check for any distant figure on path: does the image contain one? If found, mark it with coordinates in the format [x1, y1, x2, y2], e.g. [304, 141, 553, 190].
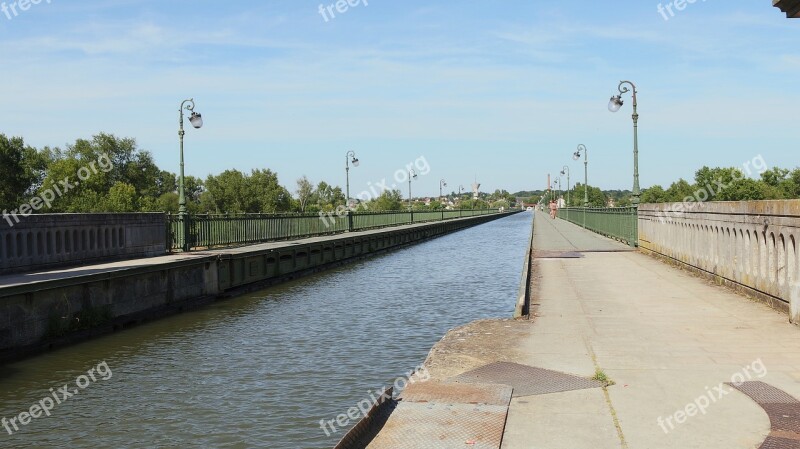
[549, 200, 557, 219]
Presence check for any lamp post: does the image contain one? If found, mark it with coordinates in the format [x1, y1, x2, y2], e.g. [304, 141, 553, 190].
[554, 177, 561, 208]
[439, 179, 447, 204]
[573, 144, 588, 229]
[458, 185, 465, 217]
[573, 144, 589, 207]
[345, 151, 359, 208]
[408, 169, 418, 212]
[560, 165, 570, 221]
[608, 80, 640, 206]
[178, 98, 203, 252]
[178, 99, 203, 215]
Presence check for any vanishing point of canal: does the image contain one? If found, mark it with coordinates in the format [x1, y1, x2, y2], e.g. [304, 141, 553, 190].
[0, 212, 532, 449]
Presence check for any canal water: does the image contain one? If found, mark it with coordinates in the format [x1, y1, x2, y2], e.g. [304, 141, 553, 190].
[0, 212, 532, 449]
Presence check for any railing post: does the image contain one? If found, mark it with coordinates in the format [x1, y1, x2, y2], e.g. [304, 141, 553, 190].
[166, 212, 173, 252]
[181, 213, 191, 252]
[347, 210, 354, 233]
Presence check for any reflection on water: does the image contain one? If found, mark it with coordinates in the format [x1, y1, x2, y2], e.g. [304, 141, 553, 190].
[0, 213, 532, 449]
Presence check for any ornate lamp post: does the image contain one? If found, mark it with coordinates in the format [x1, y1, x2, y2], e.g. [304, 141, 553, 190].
[439, 179, 447, 204]
[554, 177, 561, 207]
[560, 165, 570, 220]
[345, 151, 359, 208]
[178, 99, 203, 215]
[573, 144, 589, 229]
[573, 144, 589, 207]
[458, 185, 465, 217]
[408, 169, 418, 212]
[178, 98, 203, 252]
[608, 80, 641, 206]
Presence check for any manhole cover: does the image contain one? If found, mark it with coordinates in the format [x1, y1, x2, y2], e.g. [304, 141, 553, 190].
[449, 362, 604, 397]
[728, 382, 800, 448]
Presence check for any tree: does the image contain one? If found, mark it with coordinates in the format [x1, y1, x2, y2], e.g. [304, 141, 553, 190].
[641, 185, 668, 204]
[296, 176, 314, 213]
[491, 199, 510, 209]
[0, 135, 46, 210]
[665, 179, 695, 202]
[761, 167, 796, 199]
[428, 200, 444, 210]
[570, 183, 607, 207]
[101, 182, 137, 212]
[37, 133, 166, 213]
[459, 198, 490, 210]
[204, 169, 292, 214]
[369, 190, 404, 211]
[314, 181, 345, 211]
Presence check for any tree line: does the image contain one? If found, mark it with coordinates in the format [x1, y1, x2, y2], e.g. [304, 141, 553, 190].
[641, 166, 800, 204]
[0, 133, 516, 216]
[516, 165, 800, 207]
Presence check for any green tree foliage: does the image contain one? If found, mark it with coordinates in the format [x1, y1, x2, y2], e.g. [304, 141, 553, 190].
[458, 198, 491, 210]
[38, 133, 160, 212]
[314, 181, 346, 212]
[568, 183, 607, 207]
[640, 165, 800, 204]
[0, 134, 47, 210]
[203, 169, 292, 214]
[101, 182, 137, 212]
[296, 176, 314, 213]
[368, 190, 404, 211]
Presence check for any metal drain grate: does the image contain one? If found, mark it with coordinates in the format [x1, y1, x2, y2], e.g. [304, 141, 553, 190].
[533, 250, 583, 259]
[367, 402, 508, 449]
[760, 436, 800, 448]
[729, 382, 800, 404]
[400, 381, 513, 406]
[449, 362, 604, 397]
[728, 382, 800, 448]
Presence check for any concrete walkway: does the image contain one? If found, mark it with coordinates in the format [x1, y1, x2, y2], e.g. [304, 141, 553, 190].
[502, 213, 800, 449]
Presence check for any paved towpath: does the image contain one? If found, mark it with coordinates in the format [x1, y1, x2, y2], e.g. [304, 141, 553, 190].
[501, 212, 800, 448]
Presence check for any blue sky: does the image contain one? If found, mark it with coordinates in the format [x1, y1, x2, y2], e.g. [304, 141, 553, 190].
[0, 0, 798, 197]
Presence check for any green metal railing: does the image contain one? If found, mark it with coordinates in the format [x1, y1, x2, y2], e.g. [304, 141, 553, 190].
[167, 209, 501, 252]
[557, 207, 638, 247]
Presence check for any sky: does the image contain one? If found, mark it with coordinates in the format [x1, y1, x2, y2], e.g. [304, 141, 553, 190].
[0, 0, 798, 198]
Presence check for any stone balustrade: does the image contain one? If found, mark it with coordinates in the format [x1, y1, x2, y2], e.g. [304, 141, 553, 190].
[0, 213, 166, 274]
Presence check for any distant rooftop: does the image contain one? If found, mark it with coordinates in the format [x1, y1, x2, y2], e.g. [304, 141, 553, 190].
[774, 0, 800, 17]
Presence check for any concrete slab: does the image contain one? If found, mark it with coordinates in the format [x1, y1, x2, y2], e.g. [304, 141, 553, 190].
[504, 213, 800, 448]
[532, 213, 633, 253]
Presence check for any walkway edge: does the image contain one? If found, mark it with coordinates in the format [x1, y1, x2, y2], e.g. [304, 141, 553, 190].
[514, 212, 535, 318]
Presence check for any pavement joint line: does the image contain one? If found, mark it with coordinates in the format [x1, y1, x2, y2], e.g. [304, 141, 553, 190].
[583, 335, 629, 449]
[539, 217, 580, 250]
